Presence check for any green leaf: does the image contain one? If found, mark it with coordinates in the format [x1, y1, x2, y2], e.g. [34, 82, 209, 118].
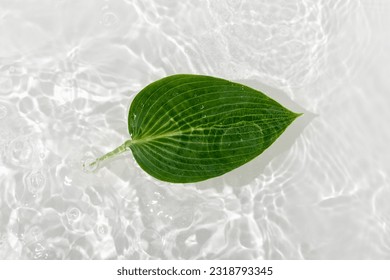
[91, 74, 302, 183]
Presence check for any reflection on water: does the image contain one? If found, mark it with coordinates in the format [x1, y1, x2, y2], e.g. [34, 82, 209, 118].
[1, 0, 389, 259]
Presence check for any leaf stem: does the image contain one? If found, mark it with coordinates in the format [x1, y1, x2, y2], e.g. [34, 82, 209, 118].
[89, 140, 132, 167]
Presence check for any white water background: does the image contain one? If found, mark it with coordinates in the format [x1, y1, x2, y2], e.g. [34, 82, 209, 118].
[1, 0, 390, 259]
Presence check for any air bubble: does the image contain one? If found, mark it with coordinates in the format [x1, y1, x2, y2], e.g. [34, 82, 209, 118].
[97, 224, 108, 236]
[8, 66, 24, 76]
[66, 207, 81, 221]
[101, 12, 119, 26]
[25, 226, 44, 245]
[32, 243, 49, 260]
[82, 157, 99, 173]
[26, 171, 46, 194]
[29, 226, 42, 238]
[9, 138, 33, 165]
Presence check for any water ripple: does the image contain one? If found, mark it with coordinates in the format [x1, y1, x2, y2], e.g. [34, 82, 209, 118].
[0, 0, 388, 260]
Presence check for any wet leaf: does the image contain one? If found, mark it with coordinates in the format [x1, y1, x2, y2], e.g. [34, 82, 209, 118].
[92, 74, 301, 183]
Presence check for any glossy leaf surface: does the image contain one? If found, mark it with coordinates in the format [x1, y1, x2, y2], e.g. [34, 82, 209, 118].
[122, 74, 300, 183]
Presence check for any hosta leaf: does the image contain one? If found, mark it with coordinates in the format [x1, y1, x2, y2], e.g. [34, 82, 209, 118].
[92, 74, 301, 183]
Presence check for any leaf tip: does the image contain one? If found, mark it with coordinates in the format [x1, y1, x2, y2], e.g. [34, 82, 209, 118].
[294, 112, 304, 118]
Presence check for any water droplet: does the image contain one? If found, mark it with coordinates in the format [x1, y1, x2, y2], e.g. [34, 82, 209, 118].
[0, 104, 7, 119]
[82, 157, 99, 173]
[101, 12, 119, 26]
[26, 171, 46, 194]
[8, 65, 25, 76]
[33, 242, 49, 259]
[8, 137, 33, 165]
[66, 207, 81, 221]
[96, 224, 108, 236]
[26, 226, 43, 243]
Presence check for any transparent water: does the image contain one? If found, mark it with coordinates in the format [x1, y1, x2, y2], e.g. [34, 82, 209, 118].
[1, 0, 389, 259]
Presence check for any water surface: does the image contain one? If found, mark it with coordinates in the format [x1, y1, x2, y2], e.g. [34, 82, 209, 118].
[0, 0, 389, 259]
